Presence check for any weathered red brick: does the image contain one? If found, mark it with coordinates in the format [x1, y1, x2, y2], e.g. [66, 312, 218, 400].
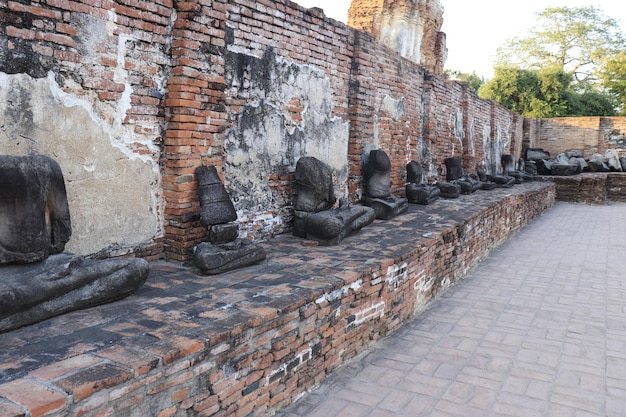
[0, 379, 67, 417]
[56, 363, 133, 401]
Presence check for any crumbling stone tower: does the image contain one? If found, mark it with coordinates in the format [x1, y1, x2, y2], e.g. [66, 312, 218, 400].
[348, 0, 447, 74]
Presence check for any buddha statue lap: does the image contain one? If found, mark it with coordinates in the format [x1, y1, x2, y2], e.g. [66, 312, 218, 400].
[436, 181, 462, 198]
[364, 150, 409, 219]
[293, 156, 375, 245]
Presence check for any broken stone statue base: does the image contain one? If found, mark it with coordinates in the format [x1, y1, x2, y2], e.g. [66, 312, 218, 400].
[364, 196, 409, 220]
[436, 182, 461, 198]
[292, 204, 376, 245]
[193, 240, 267, 275]
[406, 184, 440, 205]
[0, 254, 149, 333]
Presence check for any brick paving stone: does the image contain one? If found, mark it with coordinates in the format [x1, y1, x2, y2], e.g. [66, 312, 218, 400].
[277, 202, 626, 417]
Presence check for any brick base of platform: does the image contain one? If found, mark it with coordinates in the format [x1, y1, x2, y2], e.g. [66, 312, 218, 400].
[0, 183, 555, 417]
[537, 172, 626, 204]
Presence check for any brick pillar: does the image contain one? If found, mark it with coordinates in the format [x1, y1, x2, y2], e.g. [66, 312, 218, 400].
[162, 0, 227, 261]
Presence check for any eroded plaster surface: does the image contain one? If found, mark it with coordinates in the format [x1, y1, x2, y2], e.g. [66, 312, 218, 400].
[482, 123, 492, 173]
[482, 120, 511, 174]
[0, 72, 162, 255]
[357, 0, 445, 73]
[224, 48, 349, 231]
[451, 108, 464, 155]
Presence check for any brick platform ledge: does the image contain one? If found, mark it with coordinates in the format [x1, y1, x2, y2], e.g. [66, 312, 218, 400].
[0, 183, 555, 417]
[535, 172, 626, 204]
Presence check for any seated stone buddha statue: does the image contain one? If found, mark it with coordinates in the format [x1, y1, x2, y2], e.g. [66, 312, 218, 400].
[405, 160, 440, 205]
[0, 154, 149, 333]
[444, 156, 481, 194]
[292, 156, 376, 245]
[192, 165, 266, 275]
[364, 150, 408, 219]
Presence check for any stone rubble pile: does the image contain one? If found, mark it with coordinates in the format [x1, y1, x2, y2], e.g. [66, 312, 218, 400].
[526, 148, 626, 176]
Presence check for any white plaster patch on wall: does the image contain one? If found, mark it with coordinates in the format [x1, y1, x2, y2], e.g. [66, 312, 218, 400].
[348, 301, 385, 328]
[457, 109, 464, 154]
[417, 135, 437, 181]
[226, 43, 262, 59]
[113, 33, 134, 130]
[413, 272, 434, 312]
[47, 73, 159, 163]
[494, 121, 511, 174]
[450, 109, 464, 155]
[372, 114, 381, 149]
[413, 274, 433, 293]
[315, 279, 364, 306]
[385, 262, 408, 291]
[382, 94, 406, 121]
[266, 347, 312, 385]
[482, 123, 492, 174]
[469, 118, 476, 157]
[405, 130, 413, 165]
[0, 72, 162, 255]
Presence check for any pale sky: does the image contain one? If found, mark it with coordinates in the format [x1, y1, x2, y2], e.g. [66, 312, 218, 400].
[293, 0, 626, 79]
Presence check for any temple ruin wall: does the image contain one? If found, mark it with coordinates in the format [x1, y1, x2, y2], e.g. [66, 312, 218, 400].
[524, 117, 626, 159]
[0, 0, 615, 261]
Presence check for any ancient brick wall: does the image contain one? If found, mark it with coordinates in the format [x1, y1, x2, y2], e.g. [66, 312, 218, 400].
[347, 30, 426, 198]
[523, 117, 626, 159]
[0, 0, 170, 258]
[464, 89, 492, 174]
[0, 0, 526, 261]
[535, 172, 626, 204]
[218, 2, 356, 247]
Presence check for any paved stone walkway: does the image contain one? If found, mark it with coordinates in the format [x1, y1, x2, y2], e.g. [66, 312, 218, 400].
[277, 202, 626, 417]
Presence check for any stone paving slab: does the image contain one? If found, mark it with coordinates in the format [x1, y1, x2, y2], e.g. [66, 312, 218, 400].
[277, 202, 626, 417]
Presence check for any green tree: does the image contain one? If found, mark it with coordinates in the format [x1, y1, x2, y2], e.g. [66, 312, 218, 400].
[489, 6, 624, 116]
[445, 70, 485, 94]
[598, 51, 626, 114]
[478, 66, 569, 117]
[496, 6, 625, 85]
[565, 89, 617, 116]
[478, 66, 615, 117]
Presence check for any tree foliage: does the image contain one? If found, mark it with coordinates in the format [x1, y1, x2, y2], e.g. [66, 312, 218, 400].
[487, 6, 625, 116]
[445, 70, 485, 94]
[598, 51, 626, 114]
[496, 6, 625, 84]
[479, 66, 616, 117]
